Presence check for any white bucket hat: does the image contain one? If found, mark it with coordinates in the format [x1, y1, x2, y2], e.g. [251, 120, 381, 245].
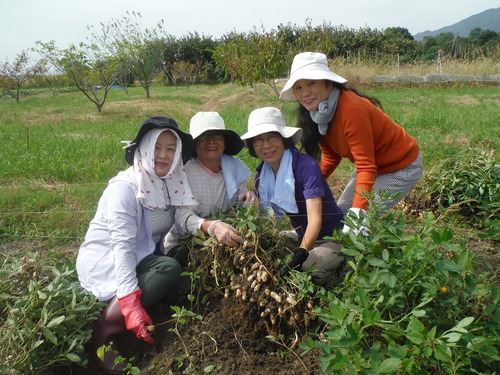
[279, 52, 348, 102]
[241, 107, 303, 146]
[189, 111, 244, 155]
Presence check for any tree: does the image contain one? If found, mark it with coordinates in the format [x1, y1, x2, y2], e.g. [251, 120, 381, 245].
[382, 27, 417, 64]
[36, 59, 69, 97]
[36, 41, 123, 113]
[294, 20, 334, 55]
[170, 60, 203, 88]
[161, 32, 219, 87]
[0, 50, 44, 103]
[433, 32, 456, 54]
[213, 27, 291, 95]
[355, 27, 384, 61]
[466, 28, 500, 57]
[328, 26, 358, 59]
[88, 11, 166, 98]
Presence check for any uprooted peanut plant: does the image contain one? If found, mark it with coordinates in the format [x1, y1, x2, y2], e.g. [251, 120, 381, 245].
[183, 204, 326, 335]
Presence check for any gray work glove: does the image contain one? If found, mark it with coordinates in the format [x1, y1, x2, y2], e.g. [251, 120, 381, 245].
[207, 220, 243, 248]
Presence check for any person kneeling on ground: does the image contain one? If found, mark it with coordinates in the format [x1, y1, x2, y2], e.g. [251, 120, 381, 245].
[241, 107, 344, 287]
[163, 111, 256, 264]
[76, 116, 197, 374]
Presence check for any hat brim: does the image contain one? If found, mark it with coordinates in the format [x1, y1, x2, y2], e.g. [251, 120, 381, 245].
[223, 131, 244, 155]
[241, 124, 303, 146]
[192, 128, 244, 156]
[279, 69, 347, 102]
[125, 118, 194, 165]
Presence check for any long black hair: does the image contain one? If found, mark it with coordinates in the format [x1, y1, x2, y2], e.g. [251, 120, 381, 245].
[298, 81, 383, 160]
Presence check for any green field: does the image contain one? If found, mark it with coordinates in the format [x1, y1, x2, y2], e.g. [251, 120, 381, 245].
[1, 82, 499, 374]
[1, 83, 498, 247]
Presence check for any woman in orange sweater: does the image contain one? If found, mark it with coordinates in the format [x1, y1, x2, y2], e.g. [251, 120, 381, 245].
[280, 52, 422, 236]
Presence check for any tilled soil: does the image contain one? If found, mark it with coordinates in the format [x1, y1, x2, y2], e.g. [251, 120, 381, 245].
[135, 297, 322, 375]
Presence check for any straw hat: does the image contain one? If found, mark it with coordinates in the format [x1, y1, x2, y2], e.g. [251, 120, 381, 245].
[189, 112, 244, 155]
[279, 52, 347, 102]
[241, 107, 302, 145]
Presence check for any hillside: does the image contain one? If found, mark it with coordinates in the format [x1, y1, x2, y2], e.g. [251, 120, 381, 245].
[414, 7, 500, 40]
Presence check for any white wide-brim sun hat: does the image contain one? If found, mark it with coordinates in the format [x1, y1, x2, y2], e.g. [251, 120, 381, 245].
[279, 52, 348, 102]
[189, 111, 244, 155]
[241, 107, 303, 146]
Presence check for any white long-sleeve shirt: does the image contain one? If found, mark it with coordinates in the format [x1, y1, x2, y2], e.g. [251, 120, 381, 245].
[76, 167, 174, 301]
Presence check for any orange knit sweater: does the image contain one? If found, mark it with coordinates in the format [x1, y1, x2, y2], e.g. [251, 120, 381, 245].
[319, 90, 419, 210]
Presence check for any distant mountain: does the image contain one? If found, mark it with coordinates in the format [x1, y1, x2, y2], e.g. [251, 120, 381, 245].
[413, 7, 500, 41]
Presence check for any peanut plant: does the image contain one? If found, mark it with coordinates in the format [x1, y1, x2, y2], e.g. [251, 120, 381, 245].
[300, 208, 499, 374]
[0, 251, 103, 374]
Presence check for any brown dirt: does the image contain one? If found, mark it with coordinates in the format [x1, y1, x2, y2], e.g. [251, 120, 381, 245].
[73, 294, 322, 375]
[134, 297, 322, 375]
[127, 219, 326, 375]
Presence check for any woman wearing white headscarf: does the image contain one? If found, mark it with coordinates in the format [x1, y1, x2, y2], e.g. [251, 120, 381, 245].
[76, 116, 197, 374]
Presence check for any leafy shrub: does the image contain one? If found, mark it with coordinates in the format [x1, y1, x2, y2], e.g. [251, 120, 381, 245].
[0, 251, 103, 374]
[175, 201, 499, 374]
[412, 145, 499, 222]
[300, 208, 499, 374]
[1, 202, 498, 374]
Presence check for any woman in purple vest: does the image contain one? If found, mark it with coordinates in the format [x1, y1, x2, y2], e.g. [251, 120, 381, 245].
[241, 107, 344, 287]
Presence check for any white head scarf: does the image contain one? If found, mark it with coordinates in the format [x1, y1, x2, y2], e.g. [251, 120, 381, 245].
[133, 128, 197, 210]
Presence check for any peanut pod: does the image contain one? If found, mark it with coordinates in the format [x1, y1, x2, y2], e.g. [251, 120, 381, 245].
[270, 291, 282, 304]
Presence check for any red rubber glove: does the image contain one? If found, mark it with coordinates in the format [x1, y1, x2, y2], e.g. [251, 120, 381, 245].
[117, 289, 155, 344]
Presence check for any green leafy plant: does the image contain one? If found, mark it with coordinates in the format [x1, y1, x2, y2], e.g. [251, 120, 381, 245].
[300, 208, 499, 374]
[0, 251, 103, 374]
[412, 145, 499, 222]
[168, 305, 203, 373]
[97, 343, 143, 375]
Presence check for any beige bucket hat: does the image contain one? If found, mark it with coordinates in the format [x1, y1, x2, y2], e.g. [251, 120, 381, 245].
[241, 107, 303, 145]
[279, 52, 347, 102]
[189, 112, 244, 155]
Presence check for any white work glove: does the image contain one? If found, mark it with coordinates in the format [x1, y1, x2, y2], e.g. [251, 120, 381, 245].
[342, 208, 369, 237]
[238, 191, 258, 206]
[207, 220, 243, 247]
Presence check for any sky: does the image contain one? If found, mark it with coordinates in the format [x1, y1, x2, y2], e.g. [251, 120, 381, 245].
[1, 0, 498, 61]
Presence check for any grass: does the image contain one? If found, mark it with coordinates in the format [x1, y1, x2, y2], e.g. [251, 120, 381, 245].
[0, 81, 499, 247]
[329, 57, 500, 79]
